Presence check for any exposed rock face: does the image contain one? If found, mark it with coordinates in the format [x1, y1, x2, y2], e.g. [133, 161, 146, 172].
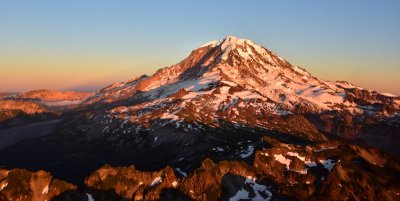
[0, 109, 25, 123]
[84, 159, 258, 201]
[83, 136, 400, 200]
[0, 100, 53, 126]
[0, 168, 76, 201]
[178, 159, 256, 201]
[85, 164, 178, 200]
[253, 136, 400, 201]
[0, 100, 49, 115]
[84, 75, 149, 104]
[2, 141, 398, 201]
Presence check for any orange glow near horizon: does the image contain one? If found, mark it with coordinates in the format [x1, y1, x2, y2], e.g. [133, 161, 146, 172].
[0, 53, 173, 92]
[1, 51, 399, 95]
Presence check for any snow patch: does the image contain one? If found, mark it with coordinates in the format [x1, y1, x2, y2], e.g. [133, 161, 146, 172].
[239, 145, 254, 158]
[233, 91, 262, 100]
[201, 40, 221, 48]
[221, 80, 238, 87]
[305, 161, 317, 167]
[220, 86, 231, 95]
[42, 185, 49, 194]
[381, 93, 396, 97]
[274, 154, 291, 169]
[273, 153, 312, 174]
[182, 90, 211, 100]
[87, 193, 95, 201]
[0, 183, 7, 191]
[287, 152, 306, 161]
[213, 147, 225, 152]
[292, 66, 310, 76]
[229, 178, 272, 201]
[315, 146, 337, 152]
[320, 159, 336, 172]
[172, 181, 178, 188]
[151, 176, 163, 187]
[43, 100, 83, 107]
[161, 112, 179, 121]
[175, 168, 187, 177]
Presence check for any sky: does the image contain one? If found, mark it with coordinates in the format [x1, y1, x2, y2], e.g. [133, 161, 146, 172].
[0, 1, 399, 94]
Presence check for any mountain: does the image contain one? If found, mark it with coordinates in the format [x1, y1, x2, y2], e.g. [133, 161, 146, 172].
[16, 89, 92, 101]
[14, 89, 93, 109]
[0, 90, 92, 128]
[83, 35, 400, 154]
[0, 36, 399, 200]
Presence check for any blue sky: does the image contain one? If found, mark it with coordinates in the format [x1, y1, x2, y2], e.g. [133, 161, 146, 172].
[0, 1, 399, 94]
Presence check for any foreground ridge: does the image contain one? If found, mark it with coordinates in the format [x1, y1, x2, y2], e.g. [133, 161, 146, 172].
[1, 136, 399, 200]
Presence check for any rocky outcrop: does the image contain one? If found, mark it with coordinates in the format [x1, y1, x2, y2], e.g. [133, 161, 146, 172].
[0, 100, 49, 115]
[178, 159, 255, 201]
[82, 136, 400, 201]
[0, 109, 24, 123]
[0, 100, 55, 128]
[84, 160, 258, 201]
[1, 135, 399, 201]
[85, 164, 178, 200]
[0, 168, 76, 201]
[0, 100, 53, 126]
[254, 136, 400, 200]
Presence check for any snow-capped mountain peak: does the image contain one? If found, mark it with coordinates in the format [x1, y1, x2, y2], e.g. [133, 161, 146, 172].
[198, 36, 289, 68]
[220, 36, 263, 59]
[85, 36, 400, 125]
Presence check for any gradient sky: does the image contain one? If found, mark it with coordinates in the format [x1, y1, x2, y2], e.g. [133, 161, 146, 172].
[0, 1, 399, 94]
